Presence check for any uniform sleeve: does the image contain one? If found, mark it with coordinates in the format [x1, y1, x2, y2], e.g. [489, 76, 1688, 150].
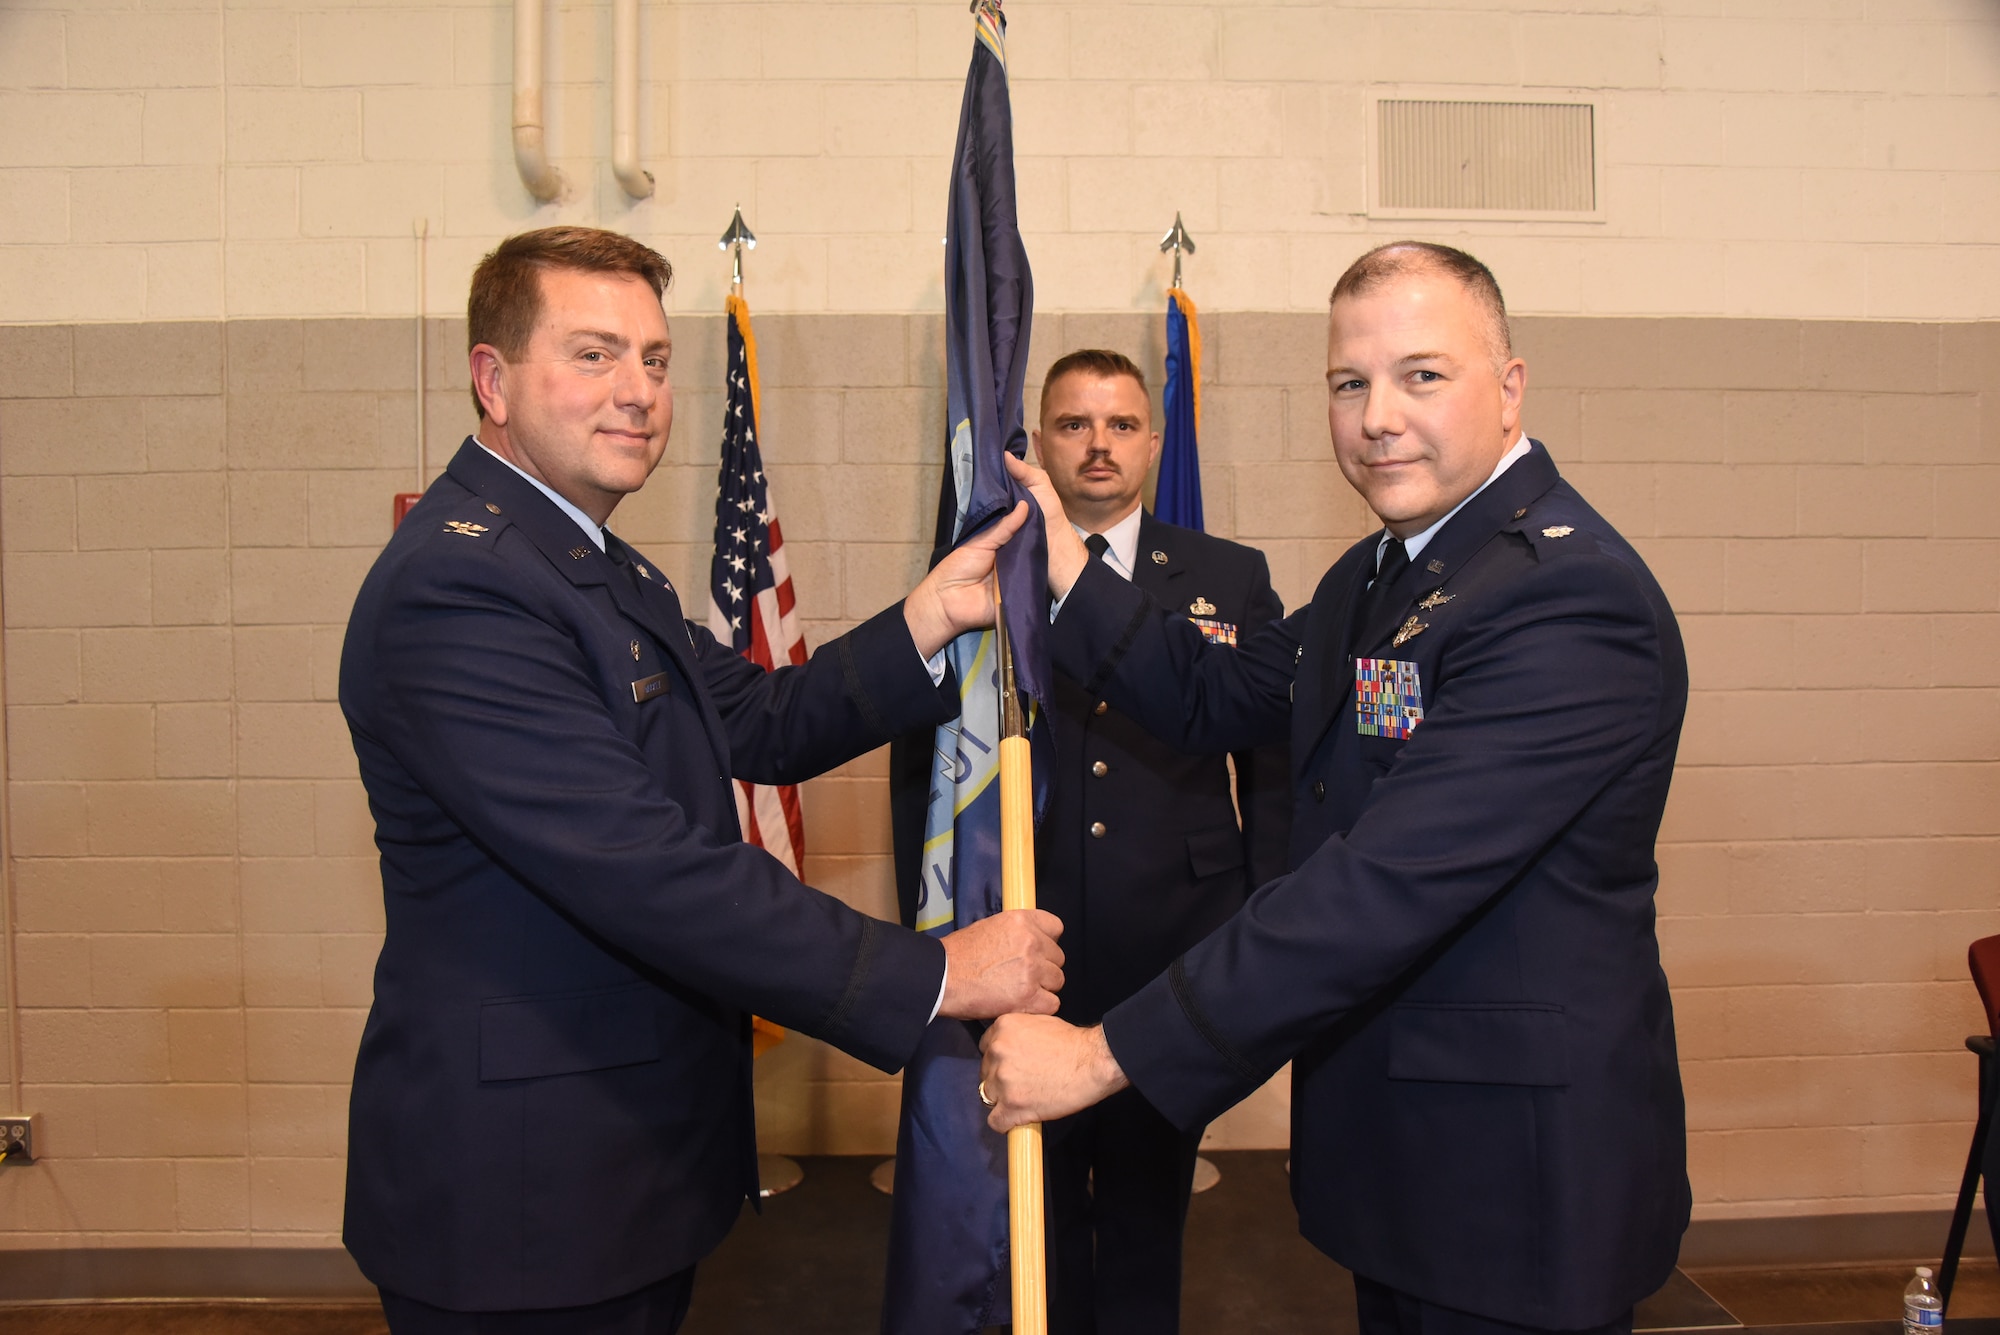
[1051, 557, 1299, 756]
[690, 601, 960, 786]
[359, 542, 945, 1073]
[1102, 552, 1673, 1128]
[1228, 553, 1294, 892]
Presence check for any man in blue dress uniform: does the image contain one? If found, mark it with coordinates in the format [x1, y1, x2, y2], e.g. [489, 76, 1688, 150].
[983, 243, 1690, 1335]
[1030, 349, 1291, 1335]
[339, 227, 1063, 1334]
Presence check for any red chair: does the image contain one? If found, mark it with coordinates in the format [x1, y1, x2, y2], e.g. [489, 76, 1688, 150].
[1939, 934, 2000, 1308]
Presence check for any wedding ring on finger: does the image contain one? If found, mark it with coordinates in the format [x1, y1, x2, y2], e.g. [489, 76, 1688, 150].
[978, 1079, 995, 1108]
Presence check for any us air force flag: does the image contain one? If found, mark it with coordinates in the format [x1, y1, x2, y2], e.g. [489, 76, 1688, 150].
[1156, 287, 1205, 532]
[882, 4, 1045, 1332]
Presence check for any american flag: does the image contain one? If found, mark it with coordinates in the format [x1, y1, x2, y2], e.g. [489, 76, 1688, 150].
[708, 294, 808, 877]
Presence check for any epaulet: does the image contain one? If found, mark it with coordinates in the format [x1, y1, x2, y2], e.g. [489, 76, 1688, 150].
[1507, 506, 1604, 559]
[416, 498, 515, 550]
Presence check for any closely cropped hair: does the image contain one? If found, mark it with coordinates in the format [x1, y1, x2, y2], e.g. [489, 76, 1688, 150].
[1043, 348, 1147, 399]
[1330, 241, 1512, 369]
[466, 226, 674, 418]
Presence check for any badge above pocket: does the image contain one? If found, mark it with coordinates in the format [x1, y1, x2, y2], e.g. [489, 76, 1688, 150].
[1355, 657, 1424, 740]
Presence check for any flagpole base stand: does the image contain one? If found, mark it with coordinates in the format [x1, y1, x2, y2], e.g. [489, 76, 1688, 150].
[869, 1157, 896, 1196]
[1190, 1155, 1221, 1195]
[757, 1153, 804, 1199]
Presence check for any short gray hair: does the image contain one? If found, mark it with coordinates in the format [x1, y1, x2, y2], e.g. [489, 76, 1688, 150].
[1330, 241, 1511, 371]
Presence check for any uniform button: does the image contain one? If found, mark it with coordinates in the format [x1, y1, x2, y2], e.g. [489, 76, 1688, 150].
[1093, 701, 1108, 716]
[1312, 780, 1326, 802]
[1089, 821, 1107, 838]
[1091, 760, 1108, 778]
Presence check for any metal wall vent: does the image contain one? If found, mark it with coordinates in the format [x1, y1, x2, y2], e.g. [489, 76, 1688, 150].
[1377, 100, 1595, 214]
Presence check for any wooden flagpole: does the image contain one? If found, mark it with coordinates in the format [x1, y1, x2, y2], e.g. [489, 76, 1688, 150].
[991, 571, 1047, 1335]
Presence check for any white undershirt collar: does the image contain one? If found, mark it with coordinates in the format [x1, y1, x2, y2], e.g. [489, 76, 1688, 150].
[1072, 505, 1144, 584]
[1376, 433, 1531, 572]
[474, 437, 605, 550]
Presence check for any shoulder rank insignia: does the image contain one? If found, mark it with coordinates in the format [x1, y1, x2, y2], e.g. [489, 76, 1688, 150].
[444, 521, 489, 537]
[1189, 596, 1217, 616]
[1417, 589, 1453, 611]
[1542, 525, 1575, 539]
[1392, 617, 1428, 648]
[636, 564, 650, 579]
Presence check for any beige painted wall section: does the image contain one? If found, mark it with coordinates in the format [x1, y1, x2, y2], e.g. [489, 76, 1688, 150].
[3, 1, 2000, 324]
[0, 310, 1996, 1247]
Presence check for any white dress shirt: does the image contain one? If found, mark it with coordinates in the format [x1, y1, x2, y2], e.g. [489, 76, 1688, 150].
[1075, 504, 1145, 584]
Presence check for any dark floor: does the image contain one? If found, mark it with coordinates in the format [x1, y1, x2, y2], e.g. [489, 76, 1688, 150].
[1691, 1263, 2000, 1325]
[2, 1153, 1998, 1334]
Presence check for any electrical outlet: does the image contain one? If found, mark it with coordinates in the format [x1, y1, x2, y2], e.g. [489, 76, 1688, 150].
[1, 1114, 40, 1163]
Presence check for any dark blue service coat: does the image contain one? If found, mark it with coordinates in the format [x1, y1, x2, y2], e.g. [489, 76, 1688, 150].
[1051, 442, 1691, 1329]
[339, 440, 952, 1312]
[1040, 510, 1290, 1027]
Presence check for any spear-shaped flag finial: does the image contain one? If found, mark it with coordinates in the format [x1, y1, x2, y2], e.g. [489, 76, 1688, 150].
[1159, 211, 1196, 290]
[718, 205, 757, 292]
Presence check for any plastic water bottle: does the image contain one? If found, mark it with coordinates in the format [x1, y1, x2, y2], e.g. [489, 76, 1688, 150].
[1904, 1266, 1943, 1335]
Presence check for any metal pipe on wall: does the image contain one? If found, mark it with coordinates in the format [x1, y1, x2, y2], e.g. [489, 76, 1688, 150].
[512, 0, 564, 203]
[612, 0, 654, 200]
[0, 492, 20, 1118]
[415, 217, 429, 489]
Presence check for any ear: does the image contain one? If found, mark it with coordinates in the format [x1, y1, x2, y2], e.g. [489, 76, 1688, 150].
[470, 344, 509, 427]
[1498, 357, 1527, 437]
[1029, 428, 1044, 465]
[1147, 430, 1163, 471]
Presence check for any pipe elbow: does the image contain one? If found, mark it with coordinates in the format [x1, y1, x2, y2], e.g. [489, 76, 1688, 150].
[511, 120, 563, 203]
[612, 154, 654, 201]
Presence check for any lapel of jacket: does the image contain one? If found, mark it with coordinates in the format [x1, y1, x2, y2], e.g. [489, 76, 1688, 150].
[1299, 541, 1374, 760]
[1129, 511, 1183, 608]
[598, 531, 695, 669]
[1304, 440, 1563, 759]
[445, 441, 733, 770]
[1359, 441, 1562, 664]
[601, 531, 736, 777]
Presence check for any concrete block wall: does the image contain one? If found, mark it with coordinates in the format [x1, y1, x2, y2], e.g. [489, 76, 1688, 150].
[1, 308, 1996, 1247]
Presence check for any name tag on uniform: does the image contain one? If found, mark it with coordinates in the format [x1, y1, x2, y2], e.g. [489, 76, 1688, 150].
[1188, 616, 1238, 646]
[1355, 658, 1424, 739]
[631, 672, 670, 703]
